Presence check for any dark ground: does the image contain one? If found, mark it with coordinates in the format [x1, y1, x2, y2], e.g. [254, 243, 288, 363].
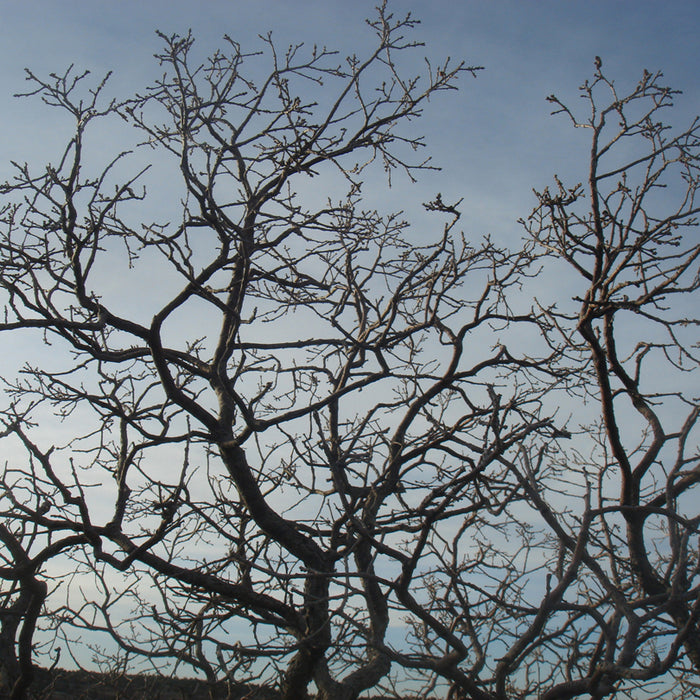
[19, 668, 418, 700]
[19, 667, 280, 700]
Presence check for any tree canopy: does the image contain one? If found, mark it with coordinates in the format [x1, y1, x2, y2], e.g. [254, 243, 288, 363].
[0, 5, 699, 699]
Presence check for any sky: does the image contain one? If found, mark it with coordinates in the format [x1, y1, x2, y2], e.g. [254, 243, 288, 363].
[0, 0, 698, 679]
[1, 0, 698, 245]
[0, 0, 697, 390]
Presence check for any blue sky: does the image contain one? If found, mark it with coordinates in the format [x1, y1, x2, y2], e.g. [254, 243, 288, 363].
[0, 0, 698, 679]
[0, 0, 697, 437]
[1, 0, 698, 243]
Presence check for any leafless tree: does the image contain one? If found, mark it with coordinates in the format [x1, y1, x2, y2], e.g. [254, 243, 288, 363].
[378, 65, 700, 700]
[517, 66, 700, 697]
[0, 4, 698, 699]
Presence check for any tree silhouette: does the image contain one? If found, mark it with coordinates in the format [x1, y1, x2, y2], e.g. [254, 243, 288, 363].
[0, 5, 698, 699]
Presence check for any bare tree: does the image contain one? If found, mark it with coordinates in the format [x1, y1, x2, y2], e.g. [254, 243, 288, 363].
[381, 65, 700, 700]
[0, 411, 82, 699]
[0, 5, 698, 700]
[519, 65, 700, 697]
[0, 520, 47, 699]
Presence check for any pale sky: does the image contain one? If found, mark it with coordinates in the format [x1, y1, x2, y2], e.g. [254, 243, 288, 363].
[1, 0, 698, 242]
[0, 0, 698, 679]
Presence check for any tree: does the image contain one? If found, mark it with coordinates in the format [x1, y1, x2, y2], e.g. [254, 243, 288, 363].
[0, 4, 698, 699]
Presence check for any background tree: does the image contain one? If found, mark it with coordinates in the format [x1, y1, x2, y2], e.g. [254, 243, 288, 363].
[520, 66, 700, 697]
[391, 64, 700, 700]
[0, 5, 698, 700]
